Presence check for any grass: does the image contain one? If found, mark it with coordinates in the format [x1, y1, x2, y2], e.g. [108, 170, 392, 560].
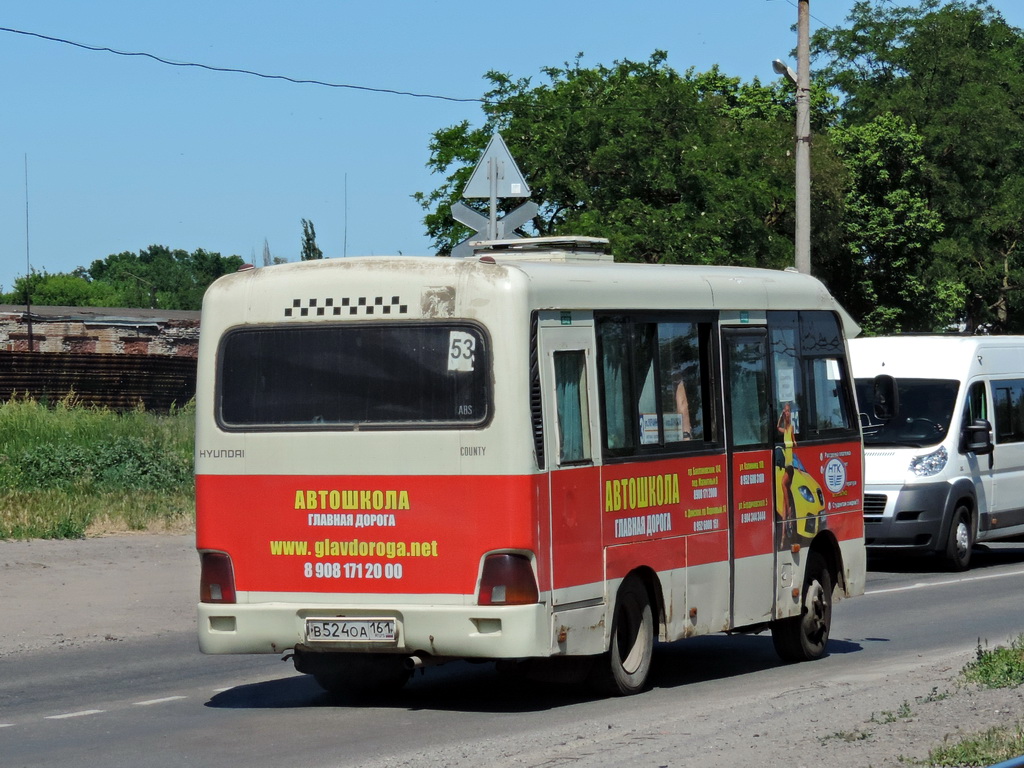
[821, 729, 873, 744]
[927, 724, 1024, 767]
[0, 396, 194, 539]
[871, 700, 914, 724]
[918, 635, 1024, 766]
[963, 636, 1024, 690]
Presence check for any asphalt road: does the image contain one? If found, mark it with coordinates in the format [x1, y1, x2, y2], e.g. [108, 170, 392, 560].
[2, 539, 1024, 768]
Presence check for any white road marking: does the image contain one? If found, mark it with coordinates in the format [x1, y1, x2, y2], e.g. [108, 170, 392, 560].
[134, 696, 188, 707]
[867, 567, 1024, 596]
[45, 709, 105, 720]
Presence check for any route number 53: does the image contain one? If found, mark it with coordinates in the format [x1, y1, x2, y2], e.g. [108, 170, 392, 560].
[448, 331, 476, 372]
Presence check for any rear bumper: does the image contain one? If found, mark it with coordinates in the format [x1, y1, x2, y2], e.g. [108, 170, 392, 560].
[197, 600, 551, 659]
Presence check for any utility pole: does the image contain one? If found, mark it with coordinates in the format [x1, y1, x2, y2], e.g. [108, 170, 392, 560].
[794, 0, 811, 275]
[24, 154, 34, 352]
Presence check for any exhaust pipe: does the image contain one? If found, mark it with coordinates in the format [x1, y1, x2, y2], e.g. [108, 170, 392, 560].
[403, 654, 455, 670]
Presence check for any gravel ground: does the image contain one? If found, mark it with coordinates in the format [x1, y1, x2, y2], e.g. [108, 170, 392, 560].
[0, 533, 197, 656]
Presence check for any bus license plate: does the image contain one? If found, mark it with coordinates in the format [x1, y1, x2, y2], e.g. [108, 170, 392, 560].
[305, 618, 397, 643]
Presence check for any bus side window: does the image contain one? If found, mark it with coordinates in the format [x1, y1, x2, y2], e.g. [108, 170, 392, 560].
[809, 357, 853, 432]
[657, 322, 704, 442]
[770, 311, 857, 440]
[770, 314, 802, 441]
[597, 315, 713, 457]
[599, 318, 636, 453]
[554, 350, 592, 464]
[725, 334, 769, 447]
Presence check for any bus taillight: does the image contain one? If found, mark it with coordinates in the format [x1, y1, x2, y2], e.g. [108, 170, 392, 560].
[478, 553, 539, 605]
[200, 552, 236, 604]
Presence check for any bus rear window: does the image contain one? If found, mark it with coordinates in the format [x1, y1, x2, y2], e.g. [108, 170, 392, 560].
[218, 324, 489, 429]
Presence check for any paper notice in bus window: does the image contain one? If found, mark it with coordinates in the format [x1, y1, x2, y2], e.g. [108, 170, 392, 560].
[776, 365, 795, 403]
[826, 358, 841, 380]
[663, 412, 684, 442]
[448, 331, 477, 372]
[640, 413, 660, 445]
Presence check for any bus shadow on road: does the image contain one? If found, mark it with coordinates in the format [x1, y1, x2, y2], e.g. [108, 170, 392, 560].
[206, 659, 596, 713]
[206, 633, 863, 713]
[651, 633, 862, 689]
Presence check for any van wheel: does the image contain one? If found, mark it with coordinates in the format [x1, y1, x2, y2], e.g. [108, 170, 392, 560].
[592, 577, 654, 695]
[945, 505, 973, 571]
[771, 551, 832, 663]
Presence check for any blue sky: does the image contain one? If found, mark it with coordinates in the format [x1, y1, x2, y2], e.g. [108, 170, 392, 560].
[1, 1, 1021, 294]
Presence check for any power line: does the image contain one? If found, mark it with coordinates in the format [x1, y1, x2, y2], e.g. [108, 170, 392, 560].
[0, 26, 486, 104]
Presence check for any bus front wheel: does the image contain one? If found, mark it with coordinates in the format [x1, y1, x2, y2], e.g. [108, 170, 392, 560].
[593, 577, 654, 696]
[771, 551, 832, 663]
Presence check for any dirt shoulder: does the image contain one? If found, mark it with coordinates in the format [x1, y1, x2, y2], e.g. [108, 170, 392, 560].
[0, 533, 197, 657]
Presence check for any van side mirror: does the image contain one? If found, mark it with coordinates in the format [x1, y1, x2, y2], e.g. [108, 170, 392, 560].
[961, 418, 994, 456]
[872, 374, 898, 421]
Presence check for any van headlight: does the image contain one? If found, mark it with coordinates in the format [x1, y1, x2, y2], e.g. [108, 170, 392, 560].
[909, 446, 948, 477]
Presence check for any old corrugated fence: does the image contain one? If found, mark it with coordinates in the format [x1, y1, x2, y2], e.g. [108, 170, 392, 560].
[0, 351, 196, 412]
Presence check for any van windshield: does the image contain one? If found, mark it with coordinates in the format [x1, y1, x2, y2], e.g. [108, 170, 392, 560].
[854, 378, 959, 448]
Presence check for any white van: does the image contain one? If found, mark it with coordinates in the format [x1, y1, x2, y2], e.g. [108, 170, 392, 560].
[850, 335, 1024, 570]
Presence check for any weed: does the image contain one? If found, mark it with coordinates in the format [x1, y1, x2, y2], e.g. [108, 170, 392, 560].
[916, 687, 951, 704]
[821, 730, 873, 744]
[963, 636, 1024, 689]
[871, 701, 913, 724]
[927, 723, 1024, 766]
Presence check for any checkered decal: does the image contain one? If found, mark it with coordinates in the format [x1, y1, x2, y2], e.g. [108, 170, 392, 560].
[284, 296, 408, 318]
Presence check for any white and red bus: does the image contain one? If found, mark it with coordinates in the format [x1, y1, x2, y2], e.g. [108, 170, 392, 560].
[196, 236, 865, 695]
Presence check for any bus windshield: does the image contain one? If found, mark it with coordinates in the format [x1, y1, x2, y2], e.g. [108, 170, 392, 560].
[854, 378, 959, 447]
[218, 324, 489, 429]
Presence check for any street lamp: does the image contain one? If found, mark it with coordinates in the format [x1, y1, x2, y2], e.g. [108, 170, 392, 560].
[772, 59, 797, 85]
[775, 0, 812, 275]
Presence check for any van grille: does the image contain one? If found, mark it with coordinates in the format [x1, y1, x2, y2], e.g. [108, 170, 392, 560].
[864, 493, 887, 521]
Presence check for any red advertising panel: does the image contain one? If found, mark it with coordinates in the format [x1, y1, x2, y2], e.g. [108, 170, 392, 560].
[731, 449, 774, 559]
[196, 474, 539, 595]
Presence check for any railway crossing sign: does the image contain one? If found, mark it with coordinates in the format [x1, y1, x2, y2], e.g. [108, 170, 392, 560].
[451, 133, 537, 257]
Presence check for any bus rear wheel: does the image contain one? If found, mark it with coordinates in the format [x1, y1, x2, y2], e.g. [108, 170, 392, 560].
[593, 577, 654, 696]
[771, 551, 832, 663]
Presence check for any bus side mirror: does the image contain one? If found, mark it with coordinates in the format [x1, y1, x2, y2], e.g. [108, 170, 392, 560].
[961, 418, 994, 456]
[872, 374, 898, 421]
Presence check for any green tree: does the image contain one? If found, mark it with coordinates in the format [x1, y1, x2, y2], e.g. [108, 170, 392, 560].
[417, 54, 812, 269]
[85, 246, 244, 310]
[2, 248, 244, 310]
[0, 270, 122, 307]
[300, 219, 323, 261]
[814, 0, 1024, 331]
[830, 113, 945, 333]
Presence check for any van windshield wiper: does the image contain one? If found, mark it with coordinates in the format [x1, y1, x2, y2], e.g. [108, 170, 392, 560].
[863, 438, 929, 449]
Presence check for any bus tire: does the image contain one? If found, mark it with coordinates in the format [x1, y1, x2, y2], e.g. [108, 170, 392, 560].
[771, 550, 832, 663]
[593, 577, 654, 696]
[945, 504, 973, 571]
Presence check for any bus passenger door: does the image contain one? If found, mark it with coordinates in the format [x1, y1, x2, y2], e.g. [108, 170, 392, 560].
[722, 328, 776, 627]
[537, 312, 604, 609]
